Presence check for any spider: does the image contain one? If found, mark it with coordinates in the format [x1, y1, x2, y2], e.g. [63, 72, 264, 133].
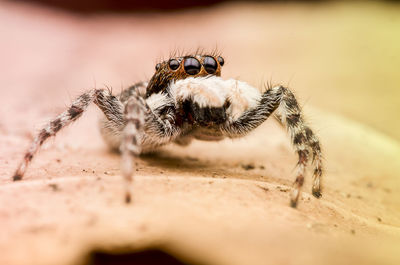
[12, 52, 323, 208]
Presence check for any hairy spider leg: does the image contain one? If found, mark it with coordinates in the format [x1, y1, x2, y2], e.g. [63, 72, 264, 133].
[13, 89, 123, 181]
[120, 93, 146, 203]
[13, 85, 184, 203]
[222, 86, 323, 207]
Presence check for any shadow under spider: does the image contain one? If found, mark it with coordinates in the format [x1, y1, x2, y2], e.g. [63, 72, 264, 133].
[108, 147, 289, 185]
[139, 151, 214, 171]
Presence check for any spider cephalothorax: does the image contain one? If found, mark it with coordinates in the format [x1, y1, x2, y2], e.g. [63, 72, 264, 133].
[146, 55, 224, 97]
[13, 52, 323, 207]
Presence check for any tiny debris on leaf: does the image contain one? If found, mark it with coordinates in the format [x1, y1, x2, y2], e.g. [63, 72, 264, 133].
[241, 163, 255, 170]
[257, 185, 269, 193]
[48, 183, 59, 191]
[276, 186, 289, 192]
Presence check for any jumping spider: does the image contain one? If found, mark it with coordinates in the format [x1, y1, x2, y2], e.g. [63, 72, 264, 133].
[13, 52, 323, 207]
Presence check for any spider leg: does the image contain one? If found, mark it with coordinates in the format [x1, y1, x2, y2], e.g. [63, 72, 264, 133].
[120, 94, 146, 203]
[119, 90, 184, 203]
[12, 89, 124, 181]
[222, 86, 323, 207]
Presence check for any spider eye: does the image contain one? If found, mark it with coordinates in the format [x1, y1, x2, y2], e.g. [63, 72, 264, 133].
[155, 63, 161, 71]
[203, 56, 217, 74]
[217, 56, 224, 66]
[184, 57, 201, 75]
[168, 59, 180, 70]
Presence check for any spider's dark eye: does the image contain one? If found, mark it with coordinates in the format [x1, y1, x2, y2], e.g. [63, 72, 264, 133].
[155, 63, 161, 71]
[203, 56, 217, 74]
[217, 56, 224, 66]
[168, 59, 180, 70]
[184, 57, 201, 75]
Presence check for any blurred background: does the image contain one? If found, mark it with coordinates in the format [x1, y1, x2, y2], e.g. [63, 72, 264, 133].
[1, 1, 400, 265]
[1, 0, 399, 140]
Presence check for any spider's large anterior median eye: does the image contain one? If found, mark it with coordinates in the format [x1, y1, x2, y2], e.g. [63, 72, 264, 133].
[203, 56, 217, 74]
[184, 57, 201, 75]
[217, 56, 224, 66]
[168, 59, 180, 70]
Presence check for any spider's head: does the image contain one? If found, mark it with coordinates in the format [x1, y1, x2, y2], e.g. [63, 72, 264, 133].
[146, 54, 225, 97]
